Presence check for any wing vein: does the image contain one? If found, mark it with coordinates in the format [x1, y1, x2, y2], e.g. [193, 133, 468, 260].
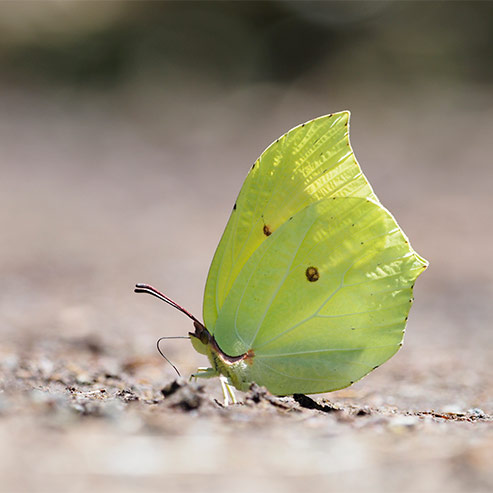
[257, 343, 400, 358]
[247, 215, 317, 347]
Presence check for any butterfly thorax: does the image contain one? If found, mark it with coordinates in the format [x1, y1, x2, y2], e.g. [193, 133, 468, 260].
[189, 321, 253, 391]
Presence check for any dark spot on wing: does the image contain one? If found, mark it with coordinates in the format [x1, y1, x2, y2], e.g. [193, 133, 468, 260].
[233, 202, 237, 210]
[305, 266, 320, 282]
[252, 162, 256, 169]
[263, 225, 272, 236]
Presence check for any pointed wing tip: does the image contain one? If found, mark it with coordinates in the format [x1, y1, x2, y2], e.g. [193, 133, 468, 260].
[411, 250, 429, 270]
[418, 255, 430, 271]
[319, 110, 351, 121]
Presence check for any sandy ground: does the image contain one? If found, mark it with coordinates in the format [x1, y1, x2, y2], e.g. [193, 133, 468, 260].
[0, 83, 492, 492]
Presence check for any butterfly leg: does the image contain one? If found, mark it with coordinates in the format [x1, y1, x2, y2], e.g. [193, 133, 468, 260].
[219, 375, 237, 406]
[191, 368, 237, 406]
[190, 367, 218, 381]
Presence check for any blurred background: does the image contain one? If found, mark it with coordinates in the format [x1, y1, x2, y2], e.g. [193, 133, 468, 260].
[0, 2, 492, 492]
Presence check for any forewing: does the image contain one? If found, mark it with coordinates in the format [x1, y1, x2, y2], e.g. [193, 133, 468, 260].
[203, 112, 377, 329]
[213, 197, 427, 395]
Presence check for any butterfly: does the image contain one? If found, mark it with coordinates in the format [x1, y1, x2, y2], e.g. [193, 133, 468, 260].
[136, 111, 427, 401]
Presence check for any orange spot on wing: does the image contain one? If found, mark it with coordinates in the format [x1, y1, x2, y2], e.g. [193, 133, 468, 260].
[244, 349, 255, 365]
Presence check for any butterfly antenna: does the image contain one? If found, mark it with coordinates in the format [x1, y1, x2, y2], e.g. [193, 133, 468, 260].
[156, 336, 190, 377]
[134, 283, 203, 326]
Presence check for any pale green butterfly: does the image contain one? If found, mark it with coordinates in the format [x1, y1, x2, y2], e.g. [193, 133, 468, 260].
[136, 111, 427, 400]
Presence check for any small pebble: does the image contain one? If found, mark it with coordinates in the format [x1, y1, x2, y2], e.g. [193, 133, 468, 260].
[442, 404, 465, 414]
[388, 415, 420, 431]
[76, 373, 93, 385]
[1, 354, 19, 371]
[38, 358, 54, 377]
[29, 389, 51, 403]
[100, 399, 125, 419]
[467, 408, 486, 418]
[0, 393, 11, 414]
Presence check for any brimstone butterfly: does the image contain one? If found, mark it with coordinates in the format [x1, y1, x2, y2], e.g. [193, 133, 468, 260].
[136, 111, 427, 398]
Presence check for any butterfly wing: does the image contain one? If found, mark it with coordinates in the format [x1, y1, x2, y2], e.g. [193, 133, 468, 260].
[212, 197, 427, 395]
[203, 112, 378, 330]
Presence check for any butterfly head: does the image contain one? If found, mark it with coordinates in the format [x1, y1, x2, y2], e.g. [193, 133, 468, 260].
[189, 320, 212, 356]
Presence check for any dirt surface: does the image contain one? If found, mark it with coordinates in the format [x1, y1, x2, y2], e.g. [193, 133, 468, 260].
[1, 345, 491, 493]
[1, 84, 492, 492]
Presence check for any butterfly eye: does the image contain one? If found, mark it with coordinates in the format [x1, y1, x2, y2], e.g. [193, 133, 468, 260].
[191, 321, 211, 346]
[199, 331, 209, 345]
[305, 266, 320, 282]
